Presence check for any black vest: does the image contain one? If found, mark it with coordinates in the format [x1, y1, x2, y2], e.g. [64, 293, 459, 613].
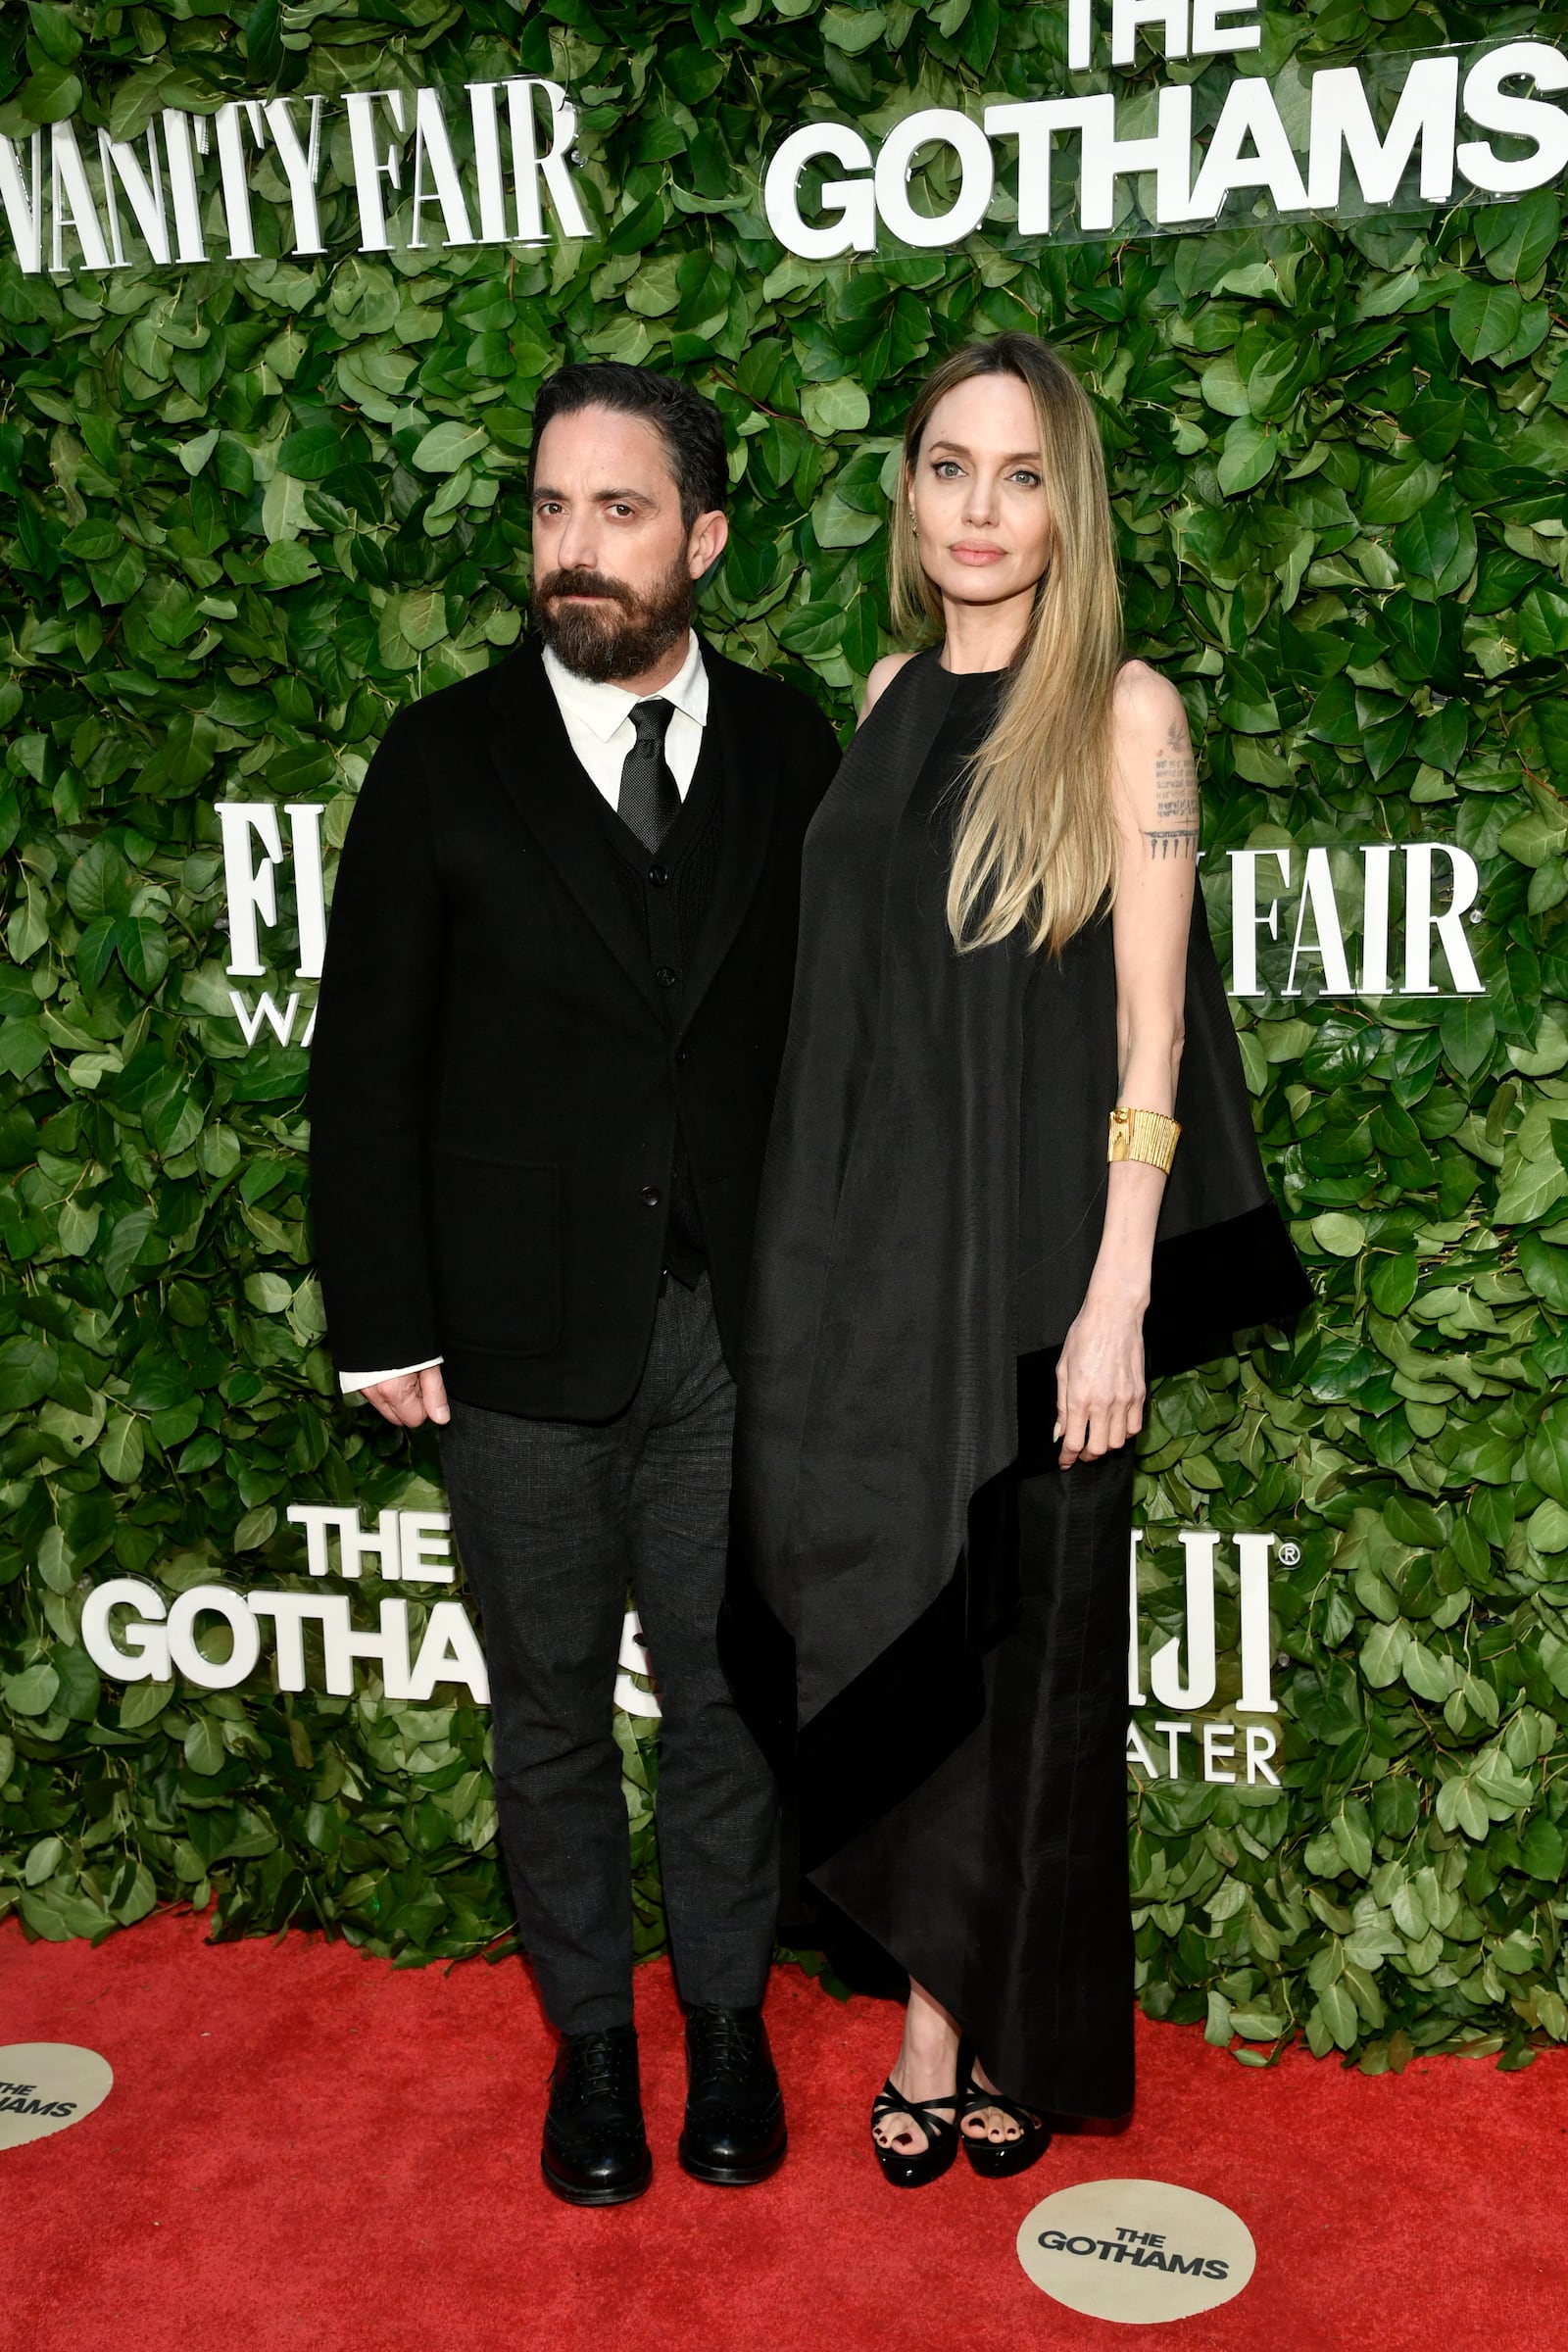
[593, 723, 726, 1285]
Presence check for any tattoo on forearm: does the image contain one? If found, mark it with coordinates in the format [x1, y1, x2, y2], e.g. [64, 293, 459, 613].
[1148, 724, 1199, 860]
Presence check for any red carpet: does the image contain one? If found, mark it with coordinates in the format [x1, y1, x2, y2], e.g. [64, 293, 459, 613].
[0, 1911, 1561, 2352]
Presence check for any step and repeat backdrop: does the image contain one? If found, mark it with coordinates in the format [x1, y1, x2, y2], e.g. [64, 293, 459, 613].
[1, 0, 1567, 2072]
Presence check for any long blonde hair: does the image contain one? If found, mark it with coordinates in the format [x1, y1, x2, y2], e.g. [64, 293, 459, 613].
[889, 334, 1123, 956]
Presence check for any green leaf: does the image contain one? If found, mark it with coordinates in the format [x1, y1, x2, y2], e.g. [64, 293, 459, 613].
[1360, 1619, 1410, 1689]
[1439, 999, 1494, 1079]
[262, 543, 319, 591]
[51, 1639, 100, 1725]
[99, 1413, 145, 1486]
[413, 422, 488, 476]
[811, 481, 883, 550]
[183, 1716, 225, 1775]
[1403, 1641, 1457, 1703]
[24, 1834, 64, 1886]
[387, 586, 449, 656]
[0, 1016, 49, 1080]
[28, 6, 83, 67]
[1494, 1152, 1568, 1229]
[822, 3, 888, 49]
[1519, 1816, 1566, 1881]
[0, 1336, 58, 1411]
[278, 426, 347, 482]
[118, 919, 170, 995]
[3, 1662, 60, 1717]
[1517, 587, 1568, 661]
[1393, 498, 1460, 585]
[1499, 809, 1568, 869]
[119, 1677, 173, 1731]
[101, 1208, 156, 1297]
[1476, 191, 1561, 284]
[801, 382, 871, 436]
[1518, 1232, 1568, 1314]
[19, 62, 81, 122]
[66, 841, 134, 922]
[1229, 2008, 1285, 2041]
[1368, 1254, 1417, 1315]
[1316, 1981, 1358, 2052]
[110, 1860, 157, 1926]
[1216, 416, 1277, 497]
[1448, 282, 1523, 364]
[1311, 1212, 1365, 1258]
[778, 601, 848, 659]
[243, 0, 283, 80]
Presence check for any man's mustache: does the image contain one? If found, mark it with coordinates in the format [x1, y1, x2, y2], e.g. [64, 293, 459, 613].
[537, 568, 635, 610]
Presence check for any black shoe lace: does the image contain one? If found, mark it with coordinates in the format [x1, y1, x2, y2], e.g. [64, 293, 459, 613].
[690, 2006, 762, 2085]
[561, 2032, 632, 2106]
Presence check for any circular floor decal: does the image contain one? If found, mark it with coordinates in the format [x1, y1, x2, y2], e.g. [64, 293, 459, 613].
[1017, 2179, 1255, 2324]
[0, 2045, 114, 2150]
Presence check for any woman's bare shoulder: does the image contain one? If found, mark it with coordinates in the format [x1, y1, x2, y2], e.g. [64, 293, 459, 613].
[858, 649, 921, 728]
[1112, 657, 1188, 740]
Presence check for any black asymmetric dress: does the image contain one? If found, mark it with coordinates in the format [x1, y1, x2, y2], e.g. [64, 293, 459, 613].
[722, 648, 1310, 2120]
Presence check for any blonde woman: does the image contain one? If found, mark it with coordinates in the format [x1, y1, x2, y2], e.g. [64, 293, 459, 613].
[722, 334, 1309, 2184]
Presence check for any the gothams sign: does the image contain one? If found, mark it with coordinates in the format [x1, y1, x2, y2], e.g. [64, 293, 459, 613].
[765, 28, 1568, 256]
[1017, 2178, 1256, 2321]
[7, 22, 1568, 276]
[215, 806, 1486, 1053]
[0, 2046, 115, 2151]
[79, 1502, 490, 1704]
[77, 1502, 659, 1718]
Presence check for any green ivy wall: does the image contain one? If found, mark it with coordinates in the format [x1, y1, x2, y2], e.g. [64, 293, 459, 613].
[1, 0, 1567, 2074]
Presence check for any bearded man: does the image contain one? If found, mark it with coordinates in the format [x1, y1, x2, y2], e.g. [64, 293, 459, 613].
[309, 362, 840, 2204]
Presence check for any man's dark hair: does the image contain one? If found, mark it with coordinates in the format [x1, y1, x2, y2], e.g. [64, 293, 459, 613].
[528, 362, 729, 531]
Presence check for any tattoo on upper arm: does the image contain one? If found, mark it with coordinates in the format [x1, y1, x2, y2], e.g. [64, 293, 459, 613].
[1147, 718, 1200, 861]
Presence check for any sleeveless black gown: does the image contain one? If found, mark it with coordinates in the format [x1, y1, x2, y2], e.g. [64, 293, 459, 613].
[723, 649, 1310, 2118]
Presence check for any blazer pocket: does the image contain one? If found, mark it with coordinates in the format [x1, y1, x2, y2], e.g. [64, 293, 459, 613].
[429, 1152, 562, 1356]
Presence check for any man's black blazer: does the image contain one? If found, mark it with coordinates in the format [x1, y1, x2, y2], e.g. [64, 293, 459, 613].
[308, 633, 842, 1420]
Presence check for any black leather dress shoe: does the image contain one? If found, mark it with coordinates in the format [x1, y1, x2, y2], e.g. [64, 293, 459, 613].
[541, 2025, 652, 2207]
[679, 2005, 787, 2186]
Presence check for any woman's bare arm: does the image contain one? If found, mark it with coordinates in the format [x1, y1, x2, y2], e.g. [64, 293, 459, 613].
[1055, 662, 1195, 1466]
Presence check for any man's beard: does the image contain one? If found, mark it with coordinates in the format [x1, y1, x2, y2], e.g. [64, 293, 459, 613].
[531, 553, 696, 683]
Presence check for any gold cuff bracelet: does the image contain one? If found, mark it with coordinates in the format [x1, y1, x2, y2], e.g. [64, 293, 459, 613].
[1107, 1105, 1182, 1174]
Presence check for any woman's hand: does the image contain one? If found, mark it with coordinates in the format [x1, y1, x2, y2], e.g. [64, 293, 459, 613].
[1054, 1286, 1146, 1465]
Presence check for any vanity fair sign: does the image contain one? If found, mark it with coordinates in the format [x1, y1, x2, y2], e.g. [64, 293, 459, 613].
[215, 804, 1487, 1046]
[0, 77, 588, 276]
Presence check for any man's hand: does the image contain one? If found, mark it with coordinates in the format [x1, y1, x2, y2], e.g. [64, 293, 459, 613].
[362, 1367, 451, 1429]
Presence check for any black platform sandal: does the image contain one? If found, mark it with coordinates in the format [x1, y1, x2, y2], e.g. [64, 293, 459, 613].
[870, 2069, 961, 2189]
[960, 2061, 1053, 2180]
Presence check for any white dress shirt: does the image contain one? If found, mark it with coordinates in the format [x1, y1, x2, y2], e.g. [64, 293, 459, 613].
[541, 633, 708, 804]
[339, 632, 710, 1396]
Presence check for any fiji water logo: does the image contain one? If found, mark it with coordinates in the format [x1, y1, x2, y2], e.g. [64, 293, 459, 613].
[1128, 1530, 1288, 1787]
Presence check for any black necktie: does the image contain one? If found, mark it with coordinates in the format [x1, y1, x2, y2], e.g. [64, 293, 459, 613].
[617, 699, 680, 854]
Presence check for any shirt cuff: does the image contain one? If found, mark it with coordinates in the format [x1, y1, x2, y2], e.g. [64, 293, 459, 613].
[340, 1358, 443, 1396]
